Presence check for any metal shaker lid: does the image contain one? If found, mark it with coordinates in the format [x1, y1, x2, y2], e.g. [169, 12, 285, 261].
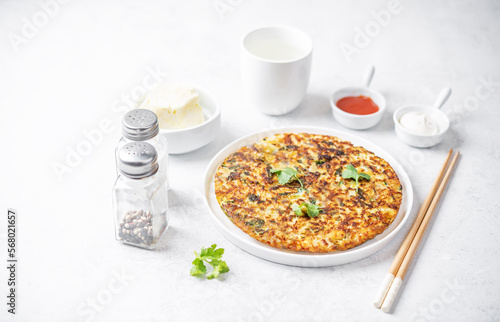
[122, 109, 159, 141]
[118, 142, 158, 179]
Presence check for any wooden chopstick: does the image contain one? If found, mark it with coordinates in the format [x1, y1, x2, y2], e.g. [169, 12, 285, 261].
[380, 151, 460, 313]
[373, 149, 453, 309]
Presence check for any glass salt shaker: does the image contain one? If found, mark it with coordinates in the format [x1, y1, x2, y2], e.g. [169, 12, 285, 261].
[113, 142, 168, 249]
[116, 109, 169, 189]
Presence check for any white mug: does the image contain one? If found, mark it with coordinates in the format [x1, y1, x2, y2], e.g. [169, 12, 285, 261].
[241, 26, 313, 115]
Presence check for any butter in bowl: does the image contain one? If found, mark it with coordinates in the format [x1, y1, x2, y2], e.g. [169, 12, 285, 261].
[138, 84, 221, 154]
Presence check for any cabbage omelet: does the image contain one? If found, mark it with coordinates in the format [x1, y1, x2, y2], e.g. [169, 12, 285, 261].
[214, 133, 403, 253]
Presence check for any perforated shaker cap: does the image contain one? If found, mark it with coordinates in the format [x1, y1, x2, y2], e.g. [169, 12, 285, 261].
[122, 109, 159, 141]
[117, 142, 158, 179]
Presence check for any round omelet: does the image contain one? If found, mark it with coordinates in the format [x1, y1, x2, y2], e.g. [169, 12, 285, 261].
[214, 133, 403, 253]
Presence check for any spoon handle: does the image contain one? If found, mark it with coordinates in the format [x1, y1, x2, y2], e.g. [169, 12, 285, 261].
[364, 65, 375, 88]
[433, 87, 452, 109]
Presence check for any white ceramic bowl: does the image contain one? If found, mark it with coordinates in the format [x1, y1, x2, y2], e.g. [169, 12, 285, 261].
[393, 105, 449, 148]
[160, 87, 221, 154]
[330, 87, 386, 130]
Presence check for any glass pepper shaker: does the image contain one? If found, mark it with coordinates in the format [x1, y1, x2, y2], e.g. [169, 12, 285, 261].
[113, 142, 168, 249]
[116, 109, 169, 189]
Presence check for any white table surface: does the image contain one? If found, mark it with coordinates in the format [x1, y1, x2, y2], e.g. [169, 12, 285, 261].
[1, 0, 499, 321]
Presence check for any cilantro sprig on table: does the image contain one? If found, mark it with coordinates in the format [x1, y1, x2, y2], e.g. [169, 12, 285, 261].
[270, 167, 304, 188]
[190, 244, 229, 280]
[342, 164, 371, 193]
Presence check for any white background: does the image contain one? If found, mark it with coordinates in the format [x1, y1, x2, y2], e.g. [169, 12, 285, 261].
[1, 0, 499, 321]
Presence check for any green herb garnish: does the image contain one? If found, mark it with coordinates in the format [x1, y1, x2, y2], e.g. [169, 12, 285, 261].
[292, 202, 321, 218]
[296, 188, 307, 195]
[190, 244, 229, 280]
[270, 167, 304, 188]
[342, 164, 370, 193]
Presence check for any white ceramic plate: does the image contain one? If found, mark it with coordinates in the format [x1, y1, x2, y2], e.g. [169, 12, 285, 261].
[203, 126, 413, 267]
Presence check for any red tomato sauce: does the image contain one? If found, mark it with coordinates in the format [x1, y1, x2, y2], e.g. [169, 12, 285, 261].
[336, 95, 379, 115]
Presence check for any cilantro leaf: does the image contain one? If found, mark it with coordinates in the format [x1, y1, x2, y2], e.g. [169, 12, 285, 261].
[270, 167, 296, 184]
[342, 164, 358, 179]
[190, 244, 230, 279]
[206, 259, 230, 280]
[190, 256, 207, 276]
[199, 244, 224, 260]
[292, 204, 305, 216]
[270, 167, 304, 188]
[358, 173, 371, 181]
[341, 164, 371, 193]
[292, 202, 321, 218]
[305, 203, 320, 218]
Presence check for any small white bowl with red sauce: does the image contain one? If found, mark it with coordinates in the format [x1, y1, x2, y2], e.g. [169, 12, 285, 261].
[330, 66, 386, 130]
